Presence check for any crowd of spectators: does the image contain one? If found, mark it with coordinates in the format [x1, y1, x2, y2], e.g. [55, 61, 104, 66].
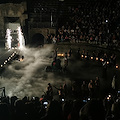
[0, 46, 119, 120]
[0, 77, 120, 120]
[1, 0, 120, 120]
[46, 0, 120, 50]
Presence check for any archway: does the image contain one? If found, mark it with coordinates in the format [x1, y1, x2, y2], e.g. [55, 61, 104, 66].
[31, 33, 44, 47]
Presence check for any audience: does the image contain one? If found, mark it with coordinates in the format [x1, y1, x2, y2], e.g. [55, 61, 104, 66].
[46, 0, 120, 52]
[1, 0, 120, 120]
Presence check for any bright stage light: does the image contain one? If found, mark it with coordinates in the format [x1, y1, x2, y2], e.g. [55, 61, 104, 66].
[116, 65, 119, 69]
[57, 53, 64, 57]
[1, 65, 3, 67]
[96, 57, 98, 60]
[17, 26, 25, 49]
[102, 59, 104, 62]
[5, 29, 12, 49]
[100, 58, 102, 61]
[81, 55, 84, 58]
[91, 56, 93, 60]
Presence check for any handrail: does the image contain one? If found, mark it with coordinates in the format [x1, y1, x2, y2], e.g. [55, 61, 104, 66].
[0, 87, 5, 97]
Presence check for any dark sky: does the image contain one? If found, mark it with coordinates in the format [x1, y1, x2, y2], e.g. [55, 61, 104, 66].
[0, 0, 56, 3]
[0, 0, 25, 4]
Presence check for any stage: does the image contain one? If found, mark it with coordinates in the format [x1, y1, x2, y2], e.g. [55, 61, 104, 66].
[0, 43, 120, 100]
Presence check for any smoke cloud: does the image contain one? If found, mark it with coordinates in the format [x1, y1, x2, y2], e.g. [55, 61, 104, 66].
[0, 45, 71, 99]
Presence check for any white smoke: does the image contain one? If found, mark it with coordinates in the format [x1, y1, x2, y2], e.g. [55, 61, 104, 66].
[0, 45, 71, 99]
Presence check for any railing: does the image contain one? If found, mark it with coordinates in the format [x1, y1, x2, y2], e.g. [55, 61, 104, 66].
[0, 87, 5, 97]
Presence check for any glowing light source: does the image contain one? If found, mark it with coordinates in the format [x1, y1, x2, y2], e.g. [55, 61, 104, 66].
[81, 55, 84, 58]
[107, 61, 109, 64]
[17, 26, 25, 49]
[116, 65, 119, 69]
[85, 56, 87, 58]
[100, 58, 102, 61]
[1, 65, 3, 67]
[57, 53, 64, 57]
[5, 29, 12, 49]
[102, 59, 104, 62]
[20, 58, 24, 62]
[96, 57, 98, 60]
[91, 56, 93, 60]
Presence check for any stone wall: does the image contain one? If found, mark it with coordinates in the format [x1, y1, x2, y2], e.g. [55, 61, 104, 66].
[28, 28, 56, 44]
[0, 2, 28, 38]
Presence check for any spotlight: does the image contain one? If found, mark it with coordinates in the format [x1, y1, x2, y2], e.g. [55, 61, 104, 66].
[8, 57, 11, 61]
[85, 56, 87, 58]
[96, 57, 98, 61]
[81, 55, 84, 58]
[1, 65, 3, 67]
[57, 53, 64, 57]
[116, 65, 119, 69]
[4, 62, 6, 65]
[107, 61, 109, 64]
[102, 59, 104, 62]
[100, 58, 104, 61]
[91, 56, 93, 60]
[106, 20, 108, 23]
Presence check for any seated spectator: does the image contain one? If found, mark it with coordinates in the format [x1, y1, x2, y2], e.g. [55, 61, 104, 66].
[80, 99, 105, 120]
[81, 81, 88, 98]
[0, 103, 11, 120]
[111, 99, 120, 120]
[63, 82, 68, 97]
[14, 99, 25, 120]
[41, 100, 63, 120]
[88, 80, 94, 98]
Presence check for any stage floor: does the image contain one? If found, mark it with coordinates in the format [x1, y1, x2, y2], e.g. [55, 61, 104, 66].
[0, 43, 120, 100]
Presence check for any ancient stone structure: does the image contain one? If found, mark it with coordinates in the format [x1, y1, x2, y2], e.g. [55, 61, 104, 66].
[0, 2, 28, 39]
[28, 28, 56, 44]
[0, 1, 56, 46]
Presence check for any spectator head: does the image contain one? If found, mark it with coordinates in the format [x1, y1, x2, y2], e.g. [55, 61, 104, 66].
[0, 103, 10, 120]
[80, 99, 105, 120]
